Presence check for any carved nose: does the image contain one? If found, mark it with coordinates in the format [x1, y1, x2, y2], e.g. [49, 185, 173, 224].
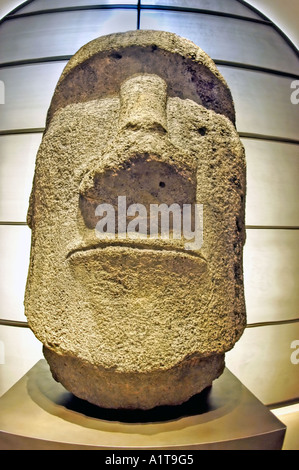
[118, 74, 168, 134]
[79, 73, 196, 231]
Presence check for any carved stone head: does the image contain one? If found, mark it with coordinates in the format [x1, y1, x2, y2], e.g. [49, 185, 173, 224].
[25, 30, 246, 409]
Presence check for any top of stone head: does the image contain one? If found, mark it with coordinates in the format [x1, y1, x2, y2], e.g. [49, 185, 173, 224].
[46, 30, 235, 128]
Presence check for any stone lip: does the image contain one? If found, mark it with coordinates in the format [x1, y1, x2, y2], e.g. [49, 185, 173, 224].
[43, 346, 225, 410]
[46, 30, 236, 128]
[65, 239, 207, 263]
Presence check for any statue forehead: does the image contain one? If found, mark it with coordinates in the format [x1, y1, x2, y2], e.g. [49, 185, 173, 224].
[46, 30, 236, 129]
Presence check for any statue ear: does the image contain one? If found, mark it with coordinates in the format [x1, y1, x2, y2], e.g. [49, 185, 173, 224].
[27, 179, 35, 229]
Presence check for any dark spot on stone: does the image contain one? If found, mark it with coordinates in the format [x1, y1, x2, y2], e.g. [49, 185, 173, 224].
[234, 263, 241, 280]
[236, 216, 242, 233]
[229, 176, 241, 189]
[110, 52, 122, 60]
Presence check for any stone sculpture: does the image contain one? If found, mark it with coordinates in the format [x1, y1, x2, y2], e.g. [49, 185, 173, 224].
[25, 30, 246, 409]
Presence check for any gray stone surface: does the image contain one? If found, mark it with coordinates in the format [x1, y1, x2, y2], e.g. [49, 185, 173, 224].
[25, 30, 246, 409]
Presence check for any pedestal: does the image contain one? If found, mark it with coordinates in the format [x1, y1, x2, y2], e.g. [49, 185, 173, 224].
[0, 360, 286, 450]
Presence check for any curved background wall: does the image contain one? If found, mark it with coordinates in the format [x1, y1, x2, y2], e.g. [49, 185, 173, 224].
[0, 0, 298, 448]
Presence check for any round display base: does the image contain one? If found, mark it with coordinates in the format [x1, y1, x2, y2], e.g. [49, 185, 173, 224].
[0, 360, 286, 450]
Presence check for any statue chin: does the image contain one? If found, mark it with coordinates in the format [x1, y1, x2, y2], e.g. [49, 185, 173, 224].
[42, 245, 225, 410]
[66, 245, 210, 368]
[43, 345, 225, 410]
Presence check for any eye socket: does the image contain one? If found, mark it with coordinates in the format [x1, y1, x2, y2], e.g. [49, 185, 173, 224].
[198, 127, 207, 136]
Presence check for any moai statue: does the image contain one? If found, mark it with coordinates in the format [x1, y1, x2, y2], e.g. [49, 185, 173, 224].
[25, 31, 246, 410]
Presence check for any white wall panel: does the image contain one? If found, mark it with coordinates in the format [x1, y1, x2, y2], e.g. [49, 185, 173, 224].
[0, 10, 137, 64]
[11, 0, 137, 14]
[141, 0, 262, 19]
[0, 134, 41, 222]
[0, 62, 66, 131]
[243, 139, 299, 227]
[0, 325, 43, 397]
[219, 68, 299, 140]
[226, 322, 299, 406]
[0, 225, 31, 322]
[140, 10, 299, 74]
[244, 229, 299, 324]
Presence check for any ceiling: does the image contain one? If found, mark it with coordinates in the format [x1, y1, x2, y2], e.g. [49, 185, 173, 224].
[0, 0, 298, 49]
[247, 0, 299, 49]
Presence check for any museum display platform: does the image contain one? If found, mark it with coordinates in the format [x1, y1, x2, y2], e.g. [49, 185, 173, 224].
[0, 360, 286, 450]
